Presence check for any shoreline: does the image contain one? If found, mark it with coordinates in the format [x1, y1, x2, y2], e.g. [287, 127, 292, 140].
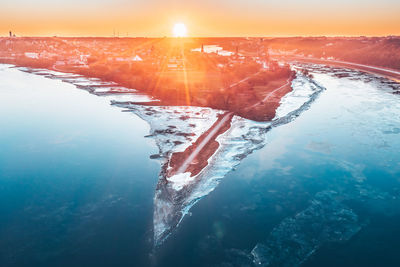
[283, 56, 400, 82]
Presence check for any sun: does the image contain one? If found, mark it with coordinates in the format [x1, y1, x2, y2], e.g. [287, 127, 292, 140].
[173, 23, 187, 37]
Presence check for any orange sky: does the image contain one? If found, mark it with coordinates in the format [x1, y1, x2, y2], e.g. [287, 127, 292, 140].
[1, 0, 400, 37]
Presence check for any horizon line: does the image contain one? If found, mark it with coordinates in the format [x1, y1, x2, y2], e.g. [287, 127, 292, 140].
[2, 35, 400, 39]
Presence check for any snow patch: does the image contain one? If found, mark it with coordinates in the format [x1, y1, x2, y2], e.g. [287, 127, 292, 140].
[167, 172, 196, 191]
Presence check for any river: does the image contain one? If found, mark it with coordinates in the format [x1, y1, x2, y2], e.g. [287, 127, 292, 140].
[0, 63, 399, 266]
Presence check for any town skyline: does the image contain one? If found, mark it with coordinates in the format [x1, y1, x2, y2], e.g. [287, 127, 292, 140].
[1, 0, 400, 37]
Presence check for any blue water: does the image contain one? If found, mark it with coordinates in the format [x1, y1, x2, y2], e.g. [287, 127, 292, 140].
[1, 64, 400, 266]
[0, 66, 159, 266]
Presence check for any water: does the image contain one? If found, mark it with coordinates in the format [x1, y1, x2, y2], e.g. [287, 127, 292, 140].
[0, 63, 400, 266]
[0, 65, 159, 266]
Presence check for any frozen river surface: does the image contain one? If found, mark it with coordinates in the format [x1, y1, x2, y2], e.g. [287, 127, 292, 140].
[0, 64, 400, 266]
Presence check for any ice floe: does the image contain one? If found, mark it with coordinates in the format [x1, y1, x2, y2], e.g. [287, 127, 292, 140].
[251, 190, 361, 267]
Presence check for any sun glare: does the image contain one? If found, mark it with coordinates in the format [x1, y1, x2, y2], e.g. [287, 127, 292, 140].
[173, 23, 187, 37]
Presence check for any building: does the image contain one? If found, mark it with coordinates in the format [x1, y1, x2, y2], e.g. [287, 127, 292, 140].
[24, 52, 39, 59]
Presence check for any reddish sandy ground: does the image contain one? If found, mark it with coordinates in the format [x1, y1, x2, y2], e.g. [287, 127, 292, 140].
[168, 112, 234, 177]
[136, 75, 294, 122]
[166, 77, 293, 178]
[234, 77, 292, 121]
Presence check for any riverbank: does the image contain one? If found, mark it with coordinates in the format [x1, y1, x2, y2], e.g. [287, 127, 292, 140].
[283, 56, 400, 82]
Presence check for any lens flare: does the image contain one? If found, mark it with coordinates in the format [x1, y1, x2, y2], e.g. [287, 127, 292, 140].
[173, 23, 187, 37]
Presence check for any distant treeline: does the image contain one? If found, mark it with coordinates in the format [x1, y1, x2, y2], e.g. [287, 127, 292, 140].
[264, 37, 400, 70]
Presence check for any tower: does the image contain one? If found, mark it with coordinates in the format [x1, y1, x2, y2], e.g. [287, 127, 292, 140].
[264, 45, 270, 62]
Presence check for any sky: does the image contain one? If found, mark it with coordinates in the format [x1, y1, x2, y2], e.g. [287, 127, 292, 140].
[1, 0, 400, 37]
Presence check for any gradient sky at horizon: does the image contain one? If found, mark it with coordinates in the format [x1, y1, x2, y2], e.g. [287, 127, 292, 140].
[1, 0, 400, 37]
